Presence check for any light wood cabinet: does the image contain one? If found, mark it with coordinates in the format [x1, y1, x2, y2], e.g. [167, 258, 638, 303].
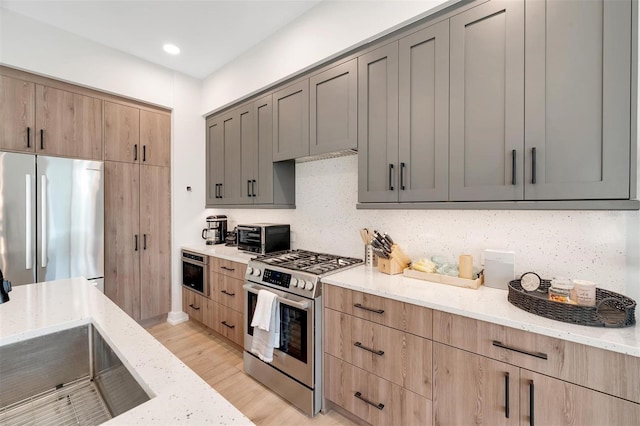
[272, 79, 309, 161]
[139, 110, 171, 167]
[182, 288, 206, 324]
[104, 101, 140, 163]
[35, 85, 103, 160]
[0, 75, 35, 153]
[324, 284, 433, 425]
[105, 161, 171, 322]
[309, 60, 357, 156]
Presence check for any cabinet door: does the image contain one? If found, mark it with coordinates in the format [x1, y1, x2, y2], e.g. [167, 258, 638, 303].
[433, 343, 519, 425]
[35, 85, 103, 160]
[0, 75, 35, 153]
[218, 109, 244, 205]
[104, 161, 141, 321]
[520, 369, 640, 426]
[217, 304, 243, 346]
[139, 165, 171, 320]
[182, 288, 205, 324]
[524, 0, 631, 200]
[253, 95, 275, 204]
[139, 110, 171, 168]
[205, 116, 224, 206]
[449, 0, 524, 201]
[358, 42, 399, 203]
[104, 102, 140, 163]
[235, 103, 255, 205]
[398, 21, 449, 202]
[273, 79, 309, 161]
[309, 60, 357, 155]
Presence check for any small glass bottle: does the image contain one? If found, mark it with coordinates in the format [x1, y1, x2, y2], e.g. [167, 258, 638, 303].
[549, 278, 575, 304]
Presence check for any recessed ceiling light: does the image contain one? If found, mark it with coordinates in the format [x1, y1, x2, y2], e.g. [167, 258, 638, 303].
[163, 44, 180, 55]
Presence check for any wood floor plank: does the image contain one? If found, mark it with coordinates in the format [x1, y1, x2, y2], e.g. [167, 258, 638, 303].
[146, 320, 354, 425]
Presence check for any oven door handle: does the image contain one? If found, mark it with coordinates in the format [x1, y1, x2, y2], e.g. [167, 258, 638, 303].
[243, 284, 310, 310]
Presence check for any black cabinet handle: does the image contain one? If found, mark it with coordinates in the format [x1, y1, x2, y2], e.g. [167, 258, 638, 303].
[492, 341, 547, 360]
[388, 164, 394, 190]
[143, 234, 147, 250]
[511, 149, 516, 185]
[400, 162, 406, 190]
[143, 145, 147, 162]
[247, 180, 252, 197]
[353, 303, 384, 314]
[134, 144, 138, 161]
[218, 183, 223, 198]
[354, 341, 384, 356]
[215, 183, 221, 199]
[221, 266, 235, 272]
[505, 372, 510, 418]
[531, 147, 537, 184]
[221, 321, 235, 329]
[189, 303, 200, 311]
[134, 234, 138, 251]
[529, 381, 535, 426]
[354, 392, 384, 410]
[252, 180, 256, 197]
[27, 127, 31, 148]
[40, 129, 44, 150]
[221, 290, 235, 297]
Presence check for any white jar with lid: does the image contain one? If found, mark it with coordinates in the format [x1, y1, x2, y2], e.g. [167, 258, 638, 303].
[571, 279, 596, 307]
[549, 277, 574, 304]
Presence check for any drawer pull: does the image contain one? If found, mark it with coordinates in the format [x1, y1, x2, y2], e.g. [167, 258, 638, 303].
[221, 266, 236, 272]
[354, 341, 384, 356]
[353, 303, 384, 314]
[529, 381, 535, 426]
[505, 372, 510, 418]
[188, 303, 200, 311]
[221, 321, 235, 329]
[354, 392, 384, 410]
[221, 290, 235, 297]
[492, 341, 548, 360]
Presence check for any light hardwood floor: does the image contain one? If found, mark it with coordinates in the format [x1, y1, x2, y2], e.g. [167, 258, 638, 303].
[146, 320, 355, 426]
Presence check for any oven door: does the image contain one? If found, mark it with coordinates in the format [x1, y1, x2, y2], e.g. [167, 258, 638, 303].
[243, 282, 314, 388]
[237, 226, 263, 253]
[182, 258, 207, 296]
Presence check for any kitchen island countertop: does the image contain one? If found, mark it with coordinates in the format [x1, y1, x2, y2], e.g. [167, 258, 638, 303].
[323, 266, 640, 358]
[0, 278, 253, 425]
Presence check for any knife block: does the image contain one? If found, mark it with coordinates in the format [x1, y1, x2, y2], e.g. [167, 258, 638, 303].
[378, 257, 407, 275]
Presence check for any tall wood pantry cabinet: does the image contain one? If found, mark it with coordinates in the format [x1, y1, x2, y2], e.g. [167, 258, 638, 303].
[104, 101, 171, 322]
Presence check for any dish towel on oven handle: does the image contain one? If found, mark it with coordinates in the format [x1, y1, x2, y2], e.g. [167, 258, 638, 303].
[250, 289, 280, 363]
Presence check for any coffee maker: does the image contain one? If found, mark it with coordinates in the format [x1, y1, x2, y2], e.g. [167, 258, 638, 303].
[202, 215, 227, 245]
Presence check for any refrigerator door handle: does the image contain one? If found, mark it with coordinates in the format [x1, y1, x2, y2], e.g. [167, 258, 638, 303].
[26, 175, 33, 270]
[41, 175, 48, 268]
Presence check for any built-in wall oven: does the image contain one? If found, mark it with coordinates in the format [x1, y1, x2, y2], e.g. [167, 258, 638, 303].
[243, 250, 362, 416]
[181, 250, 208, 296]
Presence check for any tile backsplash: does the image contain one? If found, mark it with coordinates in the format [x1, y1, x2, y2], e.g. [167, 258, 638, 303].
[203, 155, 639, 301]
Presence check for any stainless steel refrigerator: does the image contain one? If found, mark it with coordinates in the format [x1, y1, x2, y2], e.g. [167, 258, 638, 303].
[0, 152, 104, 288]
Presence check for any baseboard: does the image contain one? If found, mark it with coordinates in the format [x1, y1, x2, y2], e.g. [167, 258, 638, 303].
[167, 310, 189, 325]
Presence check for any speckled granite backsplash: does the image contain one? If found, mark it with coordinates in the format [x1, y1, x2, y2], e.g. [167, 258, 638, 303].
[203, 155, 640, 302]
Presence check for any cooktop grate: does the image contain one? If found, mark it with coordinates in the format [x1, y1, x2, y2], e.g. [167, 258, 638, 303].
[253, 249, 362, 275]
[0, 377, 112, 426]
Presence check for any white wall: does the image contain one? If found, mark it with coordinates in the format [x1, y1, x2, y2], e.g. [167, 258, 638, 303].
[0, 8, 203, 319]
[200, 0, 640, 302]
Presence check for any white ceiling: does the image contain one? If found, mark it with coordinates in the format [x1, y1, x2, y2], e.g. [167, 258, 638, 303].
[1, 0, 323, 79]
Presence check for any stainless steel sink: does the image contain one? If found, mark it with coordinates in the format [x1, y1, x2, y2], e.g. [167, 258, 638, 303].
[0, 325, 150, 425]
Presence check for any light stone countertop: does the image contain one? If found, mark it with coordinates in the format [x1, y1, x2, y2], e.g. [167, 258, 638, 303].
[181, 243, 255, 264]
[0, 278, 253, 425]
[322, 266, 640, 358]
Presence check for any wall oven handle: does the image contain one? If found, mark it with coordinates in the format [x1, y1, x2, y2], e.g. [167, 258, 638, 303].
[243, 284, 310, 310]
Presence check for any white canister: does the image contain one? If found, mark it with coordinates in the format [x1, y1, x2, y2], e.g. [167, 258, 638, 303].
[571, 279, 596, 307]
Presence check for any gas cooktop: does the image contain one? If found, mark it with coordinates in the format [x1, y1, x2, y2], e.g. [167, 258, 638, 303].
[252, 249, 362, 275]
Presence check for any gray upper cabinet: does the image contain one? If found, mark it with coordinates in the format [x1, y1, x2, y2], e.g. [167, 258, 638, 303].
[309, 60, 357, 156]
[398, 20, 450, 202]
[524, 0, 631, 200]
[206, 115, 224, 206]
[358, 42, 399, 203]
[206, 107, 244, 206]
[273, 79, 309, 161]
[449, 0, 525, 202]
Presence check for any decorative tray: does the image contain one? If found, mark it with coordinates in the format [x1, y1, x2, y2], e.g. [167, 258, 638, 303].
[508, 278, 636, 328]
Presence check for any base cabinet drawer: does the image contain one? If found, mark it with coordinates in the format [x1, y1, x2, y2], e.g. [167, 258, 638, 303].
[212, 273, 244, 311]
[182, 288, 206, 323]
[325, 308, 432, 398]
[211, 257, 246, 280]
[215, 303, 244, 347]
[325, 354, 431, 426]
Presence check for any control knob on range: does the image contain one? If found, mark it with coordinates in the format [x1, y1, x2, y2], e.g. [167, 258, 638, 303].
[252, 268, 261, 277]
[290, 277, 298, 287]
[246, 266, 253, 276]
[305, 281, 314, 291]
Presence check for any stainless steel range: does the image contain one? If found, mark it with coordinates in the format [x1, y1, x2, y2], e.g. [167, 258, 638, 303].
[243, 250, 362, 416]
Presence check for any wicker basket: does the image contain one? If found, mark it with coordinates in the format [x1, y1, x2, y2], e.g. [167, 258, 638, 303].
[508, 279, 636, 328]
